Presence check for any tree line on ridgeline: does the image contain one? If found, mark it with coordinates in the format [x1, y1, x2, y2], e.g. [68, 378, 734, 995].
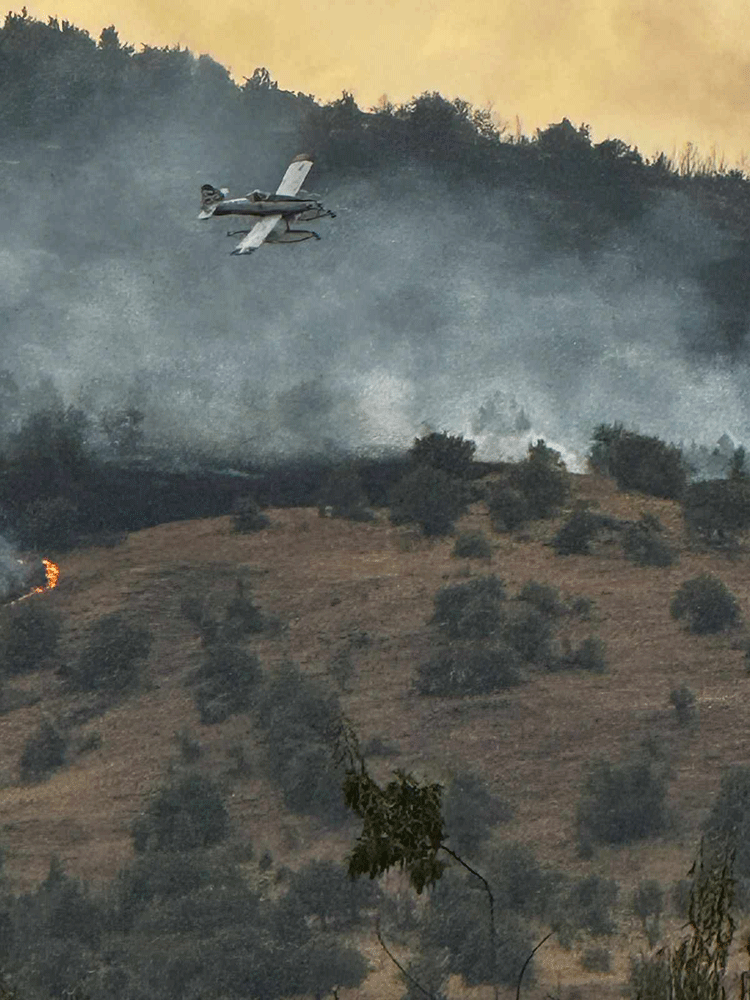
[2, 6, 750, 354]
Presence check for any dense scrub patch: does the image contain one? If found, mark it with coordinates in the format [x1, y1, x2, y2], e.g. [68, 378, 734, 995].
[589, 423, 687, 499]
[670, 573, 740, 634]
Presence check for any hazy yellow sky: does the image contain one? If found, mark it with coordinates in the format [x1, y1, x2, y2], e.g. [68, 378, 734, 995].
[21, 0, 750, 164]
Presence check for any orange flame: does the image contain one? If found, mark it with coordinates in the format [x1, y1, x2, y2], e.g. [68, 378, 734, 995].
[7, 558, 60, 605]
[42, 558, 60, 590]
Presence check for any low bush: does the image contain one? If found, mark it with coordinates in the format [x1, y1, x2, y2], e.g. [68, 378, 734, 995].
[409, 431, 477, 479]
[431, 575, 507, 639]
[488, 841, 549, 919]
[551, 511, 606, 554]
[561, 636, 607, 673]
[174, 727, 201, 763]
[231, 496, 270, 532]
[328, 649, 355, 691]
[388, 464, 468, 536]
[554, 874, 620, 947]
[703, 765, 750, 883]
[223, 580, 267, 638]
[569, 594, 595, 618]
[682, 479, 750, 544]
[288, 858, 382, 930]
[669, 685, 697, 726]
[670, 573, 740, 634]
[488, 485, 527, 532]
[518, 580, 563, 616]
[257, 661, 349, 826]
[622, 516, 676, 566]
[414, 643, 522, 696]
[443, 771, 513, 857]
[131, 772, 230, 853]
[631, 878, 663, 948]
[19, 719, 68, 782]
[502, 607, 554, 664]
[452, 530, 492, 560]
[580, 946, 612, 972]
[190, 643, 262, 724]
[0, 600, 62, 676]
[67, 611, 152, 692]
[576, 756, 669, 846]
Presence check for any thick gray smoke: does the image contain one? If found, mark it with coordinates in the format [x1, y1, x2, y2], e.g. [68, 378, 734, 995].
[0, 536, 25, 601]
[1, 116, 747, 473]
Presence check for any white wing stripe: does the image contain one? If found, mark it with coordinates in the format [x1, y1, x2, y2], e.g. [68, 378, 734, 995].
[275, 158, 313, 197]
[232, 214, 282, 255]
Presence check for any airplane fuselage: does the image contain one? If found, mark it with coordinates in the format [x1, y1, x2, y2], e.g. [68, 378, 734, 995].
[211, 196, 322, 218]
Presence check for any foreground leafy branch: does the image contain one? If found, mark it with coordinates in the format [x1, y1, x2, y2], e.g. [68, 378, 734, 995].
[333, 717, 504, 999]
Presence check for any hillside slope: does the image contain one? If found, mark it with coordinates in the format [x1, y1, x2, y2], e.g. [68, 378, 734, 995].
[1, 472, 750, 998]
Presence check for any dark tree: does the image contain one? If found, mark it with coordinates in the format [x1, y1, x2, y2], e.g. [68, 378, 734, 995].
[131, 772, 230, 852]
[409, 431, 477, 479]
[670, 574, 740, 634]
[389, 464, 468, 536]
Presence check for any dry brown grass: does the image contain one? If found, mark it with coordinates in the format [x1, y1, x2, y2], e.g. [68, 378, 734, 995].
[2, 472, 750, 999]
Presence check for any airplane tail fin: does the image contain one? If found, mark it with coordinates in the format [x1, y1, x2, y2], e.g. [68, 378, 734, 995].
[199, 184, 227, 219]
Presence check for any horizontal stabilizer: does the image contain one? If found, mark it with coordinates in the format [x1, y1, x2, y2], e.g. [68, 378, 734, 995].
[199, 184, 228, 219]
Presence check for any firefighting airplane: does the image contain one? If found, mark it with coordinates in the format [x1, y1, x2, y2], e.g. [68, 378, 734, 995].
[198, 153, 335, 256]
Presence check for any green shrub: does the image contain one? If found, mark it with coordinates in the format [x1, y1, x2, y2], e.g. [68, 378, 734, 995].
[222, 580, 267, 638]
[422, 870, 535, 987]
[415, 644, 522, 696]
[670, 573, 740, 634]
[0, 599, 61, 676]
[576, 757, 669, 846]
[442, 772, 513, 857]
[231, 495, 270, 532]
[703, 765, 750, 883]
[316, 464, 373, 520]
[682, 479, 750, 543]
[580, 946, 612, 972]
[431, 575, 506, 639]
[623, 516, 676, 566]
[287, 858, 381, 930]
[590, 424, 687, 499]
[569, 594, 595, 618]
[518, 580, 563, 616]
[626, 952, 672, 1000]
[257, 661, 349, 826]
[502, 607, 554, 663]
[115, 851, 217, 930]
[190, 642, 262, 724]
[488, 485, 527, 532]
[67, 611, 152, 692]
[174, 727, 201, 763]
[451, 530, 492, 560]
[131, 772, 230, 852]
[552, 511, 609, 554]
[553, 874, 620, 947]
[388, 464, 468, 536]
[669, 685, 697, 725]
[507, 439, 570, 519]
[19, 719, 68, 782]
[409, 431, 477, 479]
[561, 636, 607, 673]
[488, 841, 548, 918]
[631, 879, 663, 948]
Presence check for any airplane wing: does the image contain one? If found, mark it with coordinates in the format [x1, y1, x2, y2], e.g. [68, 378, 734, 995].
[275, 154, 313, 197]
[231, 214, 283, 255]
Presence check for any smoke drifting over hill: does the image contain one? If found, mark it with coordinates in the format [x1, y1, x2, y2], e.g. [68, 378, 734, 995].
[1, 29, 748, 472]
